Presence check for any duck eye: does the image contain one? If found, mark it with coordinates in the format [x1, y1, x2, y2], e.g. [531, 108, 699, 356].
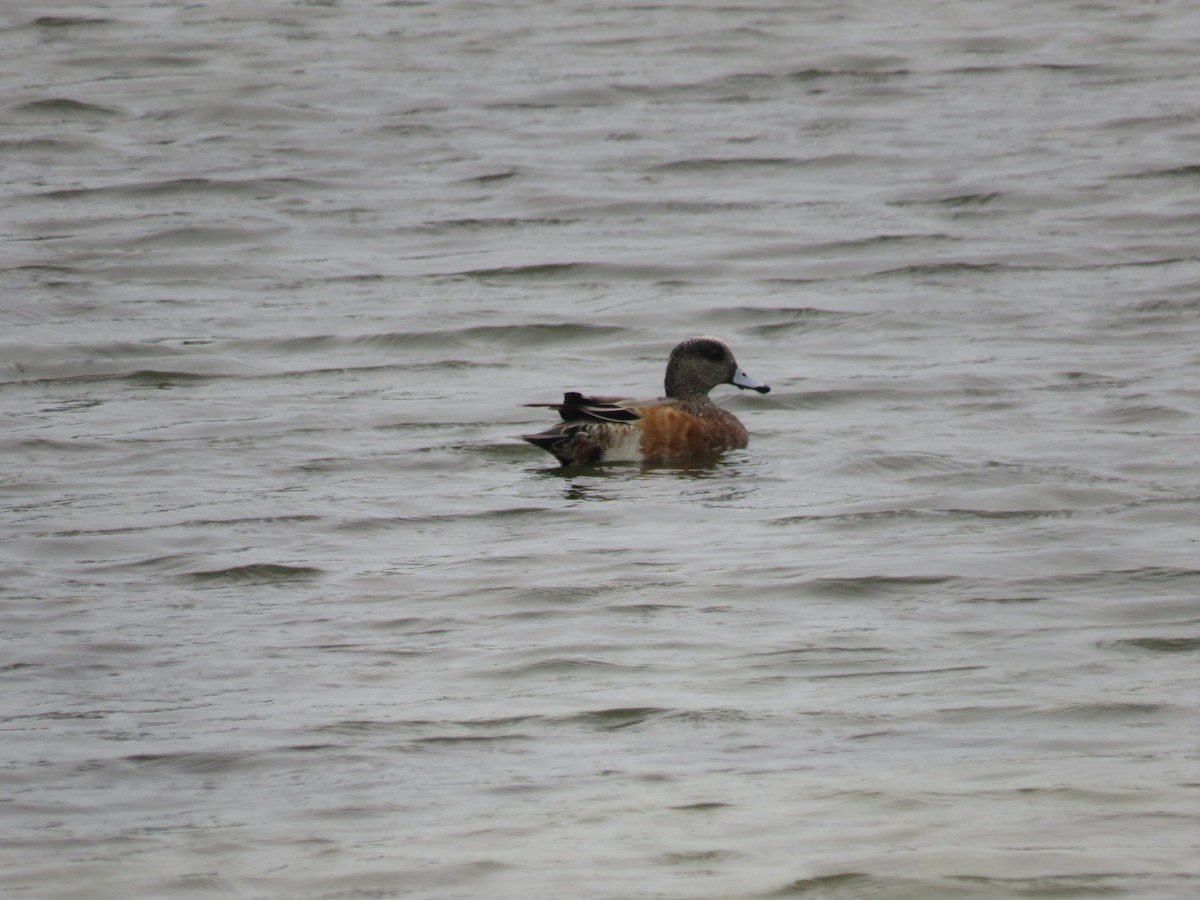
[700, 343, 725, 361]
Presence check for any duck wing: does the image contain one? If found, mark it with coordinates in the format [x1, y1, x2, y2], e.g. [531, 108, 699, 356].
[525, 392, 677, 424]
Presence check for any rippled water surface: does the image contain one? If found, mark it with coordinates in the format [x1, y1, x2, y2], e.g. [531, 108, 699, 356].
[2, 1, 1199, 898]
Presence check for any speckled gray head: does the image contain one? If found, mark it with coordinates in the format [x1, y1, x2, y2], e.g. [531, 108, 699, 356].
[665, 336, 771, 400]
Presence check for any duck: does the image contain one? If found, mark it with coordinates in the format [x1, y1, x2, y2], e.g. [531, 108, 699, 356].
[522, 336, 770, 466]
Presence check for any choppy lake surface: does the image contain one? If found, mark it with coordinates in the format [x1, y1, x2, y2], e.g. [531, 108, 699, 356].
[2, 1, 1198, 897]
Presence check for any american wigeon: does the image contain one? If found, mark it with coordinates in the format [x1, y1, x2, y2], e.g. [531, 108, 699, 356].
[522, 336, 770, 466]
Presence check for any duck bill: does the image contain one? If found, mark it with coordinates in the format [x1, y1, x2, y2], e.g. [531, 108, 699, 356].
[731, 368, 771, 394]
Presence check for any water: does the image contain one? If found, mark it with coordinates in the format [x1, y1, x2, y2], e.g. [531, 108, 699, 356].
[2, 1, 1198, 897]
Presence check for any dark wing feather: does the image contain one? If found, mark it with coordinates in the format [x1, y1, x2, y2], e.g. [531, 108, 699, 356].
[523, 393, 643, 424]
[559, 393, 642, 424]
[524, 392, 657, 424]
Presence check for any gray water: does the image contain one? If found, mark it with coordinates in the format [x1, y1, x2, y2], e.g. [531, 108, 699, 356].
[2, 1, 1198, 897]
